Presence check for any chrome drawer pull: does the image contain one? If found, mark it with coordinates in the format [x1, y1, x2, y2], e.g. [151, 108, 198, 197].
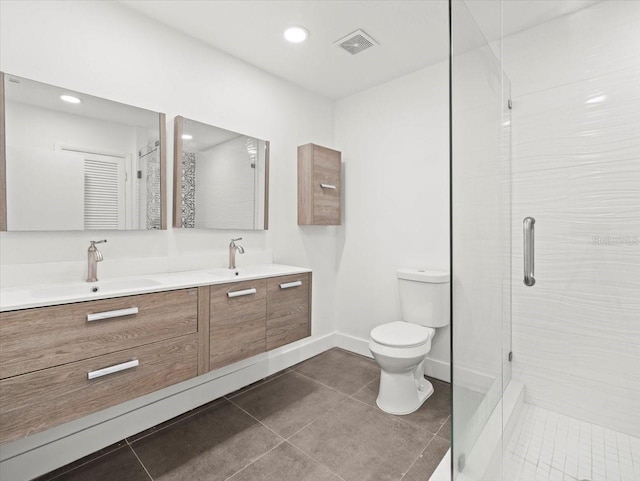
[87, 359, 139, 380]
[280, 281, 302, 289]
[87, 307, 139, 322]
[227, 288, 257, 298]
[320, 183, 337, 190]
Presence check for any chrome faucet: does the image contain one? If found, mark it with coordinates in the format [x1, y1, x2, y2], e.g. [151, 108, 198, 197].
[228, 238, 245, 269]
[87, 240, 107, 282]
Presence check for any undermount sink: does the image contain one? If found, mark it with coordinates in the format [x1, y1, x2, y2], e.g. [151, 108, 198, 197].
[31, 278, 162, 299]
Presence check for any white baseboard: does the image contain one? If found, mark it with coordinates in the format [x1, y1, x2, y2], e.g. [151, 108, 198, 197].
[334, 332, 451, 383]
[334, 332, 373, 358]
[0, 333, 335, 481]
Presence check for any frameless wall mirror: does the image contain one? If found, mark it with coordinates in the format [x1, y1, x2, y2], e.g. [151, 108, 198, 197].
[0, 72, 167, 231]
[173, 116, 269, 230]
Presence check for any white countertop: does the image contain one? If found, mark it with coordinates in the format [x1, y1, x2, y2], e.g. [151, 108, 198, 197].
[0, 264, 311, 312]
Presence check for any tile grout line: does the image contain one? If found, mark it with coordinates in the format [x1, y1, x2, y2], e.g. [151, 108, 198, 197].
[225, 396, 288, 443]
[285, 396, 352, 441]
[292, 365, 378, 399]
[285, 441, 350, 481]
[398, 433, 439, 481]
[125, 440, 154, 481]
[222, 440, 286, 481]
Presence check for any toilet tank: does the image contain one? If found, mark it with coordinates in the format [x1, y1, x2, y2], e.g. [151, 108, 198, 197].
[397, 268, 450, 328]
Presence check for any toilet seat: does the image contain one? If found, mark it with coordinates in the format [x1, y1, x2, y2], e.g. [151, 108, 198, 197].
[370, 321, 435, 349]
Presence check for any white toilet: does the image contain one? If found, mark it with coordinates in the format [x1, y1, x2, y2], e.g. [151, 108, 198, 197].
[369, 268, 450, 415]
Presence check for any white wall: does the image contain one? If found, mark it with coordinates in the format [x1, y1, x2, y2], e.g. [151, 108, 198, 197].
[505, 0, 640, 436]
[0, 0, 337, 336]
[333, 62, 450, 379]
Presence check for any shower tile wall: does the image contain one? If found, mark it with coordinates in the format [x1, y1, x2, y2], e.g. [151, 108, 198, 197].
[505, 0, 640, 436]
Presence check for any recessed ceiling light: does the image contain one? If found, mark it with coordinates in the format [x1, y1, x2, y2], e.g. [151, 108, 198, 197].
[60, 94, 81, 104]
[182, 134, 193, 140]
[284, 26, 309, 43]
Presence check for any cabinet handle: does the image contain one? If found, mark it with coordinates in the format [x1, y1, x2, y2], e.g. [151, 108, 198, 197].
[87, 307, 139, 322]
[320, 183, 337, 190]
[523, 217, 536, 287]
[87, 359, 139, 380]
[280, 281, 302, 289]
[227, 288, 257, 298]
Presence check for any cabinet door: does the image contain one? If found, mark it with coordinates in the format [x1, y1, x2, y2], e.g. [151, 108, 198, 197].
[298, 144, 341, 225]
[266, 273, 311, 351]
[210, 279, 267, 369]
[0, 334, 198, 444]
[311, 146, 341, 225]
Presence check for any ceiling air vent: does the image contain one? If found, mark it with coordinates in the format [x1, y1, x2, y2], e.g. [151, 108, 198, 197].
[335, 29, 377, 55]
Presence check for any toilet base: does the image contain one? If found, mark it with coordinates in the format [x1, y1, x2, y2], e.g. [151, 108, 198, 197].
[376, 369, 434, 415]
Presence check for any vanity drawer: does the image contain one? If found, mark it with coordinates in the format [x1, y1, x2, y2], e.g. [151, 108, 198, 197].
[0, 289, 198, 379]
[266, 273, 311, 351]
[210, 279, 267, 369]
[0, 334, 198, 444]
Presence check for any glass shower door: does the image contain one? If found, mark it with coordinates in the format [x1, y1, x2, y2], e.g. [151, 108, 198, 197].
[451, 0, 511, 479]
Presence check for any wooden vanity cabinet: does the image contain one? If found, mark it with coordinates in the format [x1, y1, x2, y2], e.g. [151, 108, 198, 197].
[0, 289, 200, 444]
[267, 273, 311, 350]
[209, 279, 267, 370]
[0, 272, 312, 445]
[298, 143, 341, 225]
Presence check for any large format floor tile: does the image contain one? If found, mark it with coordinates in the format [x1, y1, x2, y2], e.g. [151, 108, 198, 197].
[227, 442, 342, 481]
[293, 348, 379, 395]
[231, 370, 348, 438]
[289, 397, 434, 481]
[130, 399, 282, 481]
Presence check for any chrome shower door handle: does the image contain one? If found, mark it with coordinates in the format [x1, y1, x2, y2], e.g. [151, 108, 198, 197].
[523, 217, 536, 287]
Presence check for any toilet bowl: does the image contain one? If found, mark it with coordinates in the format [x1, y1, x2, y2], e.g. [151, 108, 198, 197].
[369, 321, 436, 414]
[368, 269, 450, 415]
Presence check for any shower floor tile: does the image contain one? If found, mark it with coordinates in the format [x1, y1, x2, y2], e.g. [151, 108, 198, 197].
[505, 404, 640, 481]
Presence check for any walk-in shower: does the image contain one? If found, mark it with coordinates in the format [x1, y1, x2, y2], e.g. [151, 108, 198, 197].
[451, 1, 640, 480]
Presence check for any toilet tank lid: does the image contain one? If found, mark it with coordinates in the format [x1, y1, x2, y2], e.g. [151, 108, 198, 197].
[397, 268, 450, 283]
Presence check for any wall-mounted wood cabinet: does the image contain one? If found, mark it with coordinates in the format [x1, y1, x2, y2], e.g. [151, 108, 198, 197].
[298, 143, 341, 225]
[0, 270, 311, 445]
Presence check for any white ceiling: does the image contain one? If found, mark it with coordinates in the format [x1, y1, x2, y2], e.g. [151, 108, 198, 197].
[120, 0, 599, 100]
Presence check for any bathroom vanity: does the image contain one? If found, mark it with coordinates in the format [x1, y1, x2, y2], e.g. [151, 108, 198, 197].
[0, 265, 311, 444]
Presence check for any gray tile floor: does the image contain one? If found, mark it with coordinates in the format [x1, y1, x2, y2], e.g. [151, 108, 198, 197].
[38, 348, 450, 481]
